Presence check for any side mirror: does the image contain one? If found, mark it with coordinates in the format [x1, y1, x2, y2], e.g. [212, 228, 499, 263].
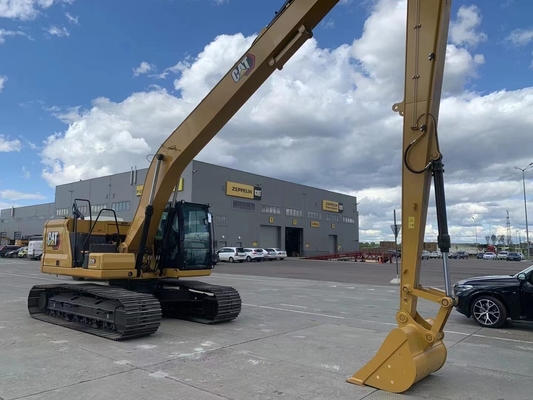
[517, 273, 527, 281]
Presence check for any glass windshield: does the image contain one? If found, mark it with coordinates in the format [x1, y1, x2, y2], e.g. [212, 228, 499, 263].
[514, 264, 533, 277]
[182, 203, 211, 269]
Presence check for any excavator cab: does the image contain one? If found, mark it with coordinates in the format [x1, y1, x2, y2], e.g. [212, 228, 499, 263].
[154, 200, 214, 272]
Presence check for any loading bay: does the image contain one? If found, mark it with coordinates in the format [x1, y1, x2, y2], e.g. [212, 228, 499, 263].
[0, 257, 530, 400]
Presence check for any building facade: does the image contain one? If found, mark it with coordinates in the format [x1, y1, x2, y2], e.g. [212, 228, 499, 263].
[0, 160, 359, 256]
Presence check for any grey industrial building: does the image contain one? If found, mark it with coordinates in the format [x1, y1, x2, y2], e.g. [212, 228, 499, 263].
[1, 160, 360, 256]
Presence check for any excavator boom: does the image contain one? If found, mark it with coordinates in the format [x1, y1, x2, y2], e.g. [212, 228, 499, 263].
[121, 0, 341, 256]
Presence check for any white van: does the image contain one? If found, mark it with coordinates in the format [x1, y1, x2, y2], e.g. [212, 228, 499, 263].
[28, 240, 43, 260]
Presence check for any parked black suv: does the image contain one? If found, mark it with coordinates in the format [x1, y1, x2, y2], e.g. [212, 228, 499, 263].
[453, 265, 533, 328]
[0, 245, 21, 258]
[506, 252, 522, 261]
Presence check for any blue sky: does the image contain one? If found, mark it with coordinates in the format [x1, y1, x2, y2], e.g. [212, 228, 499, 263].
[1, 0, 533, 242]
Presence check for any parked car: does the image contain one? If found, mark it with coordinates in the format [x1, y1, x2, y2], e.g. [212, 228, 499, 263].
[0, 245, 20, 258]
[476, 252, 484, 259]
[453, 264, 533, 328]
[17, 246, 28, 258]
[483, 252, 496, 260]
[264, 248, 287, 260]
[263, 248, 278, 261]
[456, 251, 469, 259]
[216, 247, 246, 263]
[496, 251, 509, 260]
[506, 252, 522, 261]
[421, 250, 430, 260]
[429, 251, 441, 259]
[243, 248, 265, 262]
[4, 248, 21, 258]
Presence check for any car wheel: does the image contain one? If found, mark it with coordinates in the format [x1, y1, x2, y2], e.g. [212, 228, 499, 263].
[246, 256, 251, 262]
[471, 295, 507, 328]
[228, 257, 234, 263]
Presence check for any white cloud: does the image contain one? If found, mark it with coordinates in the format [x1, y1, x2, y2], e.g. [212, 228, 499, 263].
[0, 28, 31, 44]
[0, 201, 22, 210]
[506, 28, 533, 47]
[0, 75, 6, 91]
[21, 166, 30, 179]
[0, 189, 46, 201]
[65, 12, 78, 24]
[47, 25, 69, 37]
[133, 61, 155, 77]
[0, 0, 73, 21]
[0, 135, 21, 152]
[38, 0, 533, 243]
[449, 5, 487, 48]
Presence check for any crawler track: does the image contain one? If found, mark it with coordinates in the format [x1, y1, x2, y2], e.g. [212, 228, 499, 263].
[157, 279, 242, 324]
[28, 283, 162, 340]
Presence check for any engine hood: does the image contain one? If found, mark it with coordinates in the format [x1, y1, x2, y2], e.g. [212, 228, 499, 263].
[456, 275, 518, 286]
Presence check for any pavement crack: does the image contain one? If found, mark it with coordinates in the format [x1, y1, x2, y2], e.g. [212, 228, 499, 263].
[10, 370, 133, 400]
[447, 326, 483, 350]
[155, 373, 234, 400]
[223, 323, 326, 349]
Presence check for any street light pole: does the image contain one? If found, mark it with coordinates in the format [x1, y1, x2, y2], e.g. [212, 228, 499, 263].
[471, 216, 477, 248]
[515, 162, 533, 259]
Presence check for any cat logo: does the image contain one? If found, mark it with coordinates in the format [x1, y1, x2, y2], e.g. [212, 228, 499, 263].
[231, 54, 256, 83]
[47, 231, 60, 250]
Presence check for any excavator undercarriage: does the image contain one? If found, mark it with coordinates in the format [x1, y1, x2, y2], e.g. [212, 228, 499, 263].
[28, 279, 241, 341]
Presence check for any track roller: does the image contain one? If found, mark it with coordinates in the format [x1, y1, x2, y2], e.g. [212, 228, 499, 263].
[27, 283, 162, 340]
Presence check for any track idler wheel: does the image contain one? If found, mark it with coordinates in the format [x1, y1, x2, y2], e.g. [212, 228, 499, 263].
[347, 322, 447, 393]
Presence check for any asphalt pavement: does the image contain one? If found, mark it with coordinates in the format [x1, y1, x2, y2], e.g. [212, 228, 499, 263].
[212, 256, 529, 288]
[0, 256, 531, 400]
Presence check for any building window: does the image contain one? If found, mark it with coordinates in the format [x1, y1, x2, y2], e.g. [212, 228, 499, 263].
[326, 214, 340, 222]
[307, 211, 322, 220]
[215, 215, 227, 226]
[261, 204, 281, 215]
[91, 204, 107, 213]
[232, 200, 255, 212]
[56, 208, 69, 216]
[343, 216, 355, 224]
[111, 201, 131, 212]
[285, 208, 303, 217]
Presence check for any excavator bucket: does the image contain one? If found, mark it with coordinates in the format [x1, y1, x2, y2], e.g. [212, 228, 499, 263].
[347, 324, 447, 393]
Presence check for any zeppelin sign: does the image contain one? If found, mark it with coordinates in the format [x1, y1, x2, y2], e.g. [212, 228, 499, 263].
[322, 200, 344, 213]
[226, 181, 262, 200]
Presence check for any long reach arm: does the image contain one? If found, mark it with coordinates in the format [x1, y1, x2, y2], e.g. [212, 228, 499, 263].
[347, 0, 454, 393]
[120, 0, 454, 393]
[120, 0, 340, 257]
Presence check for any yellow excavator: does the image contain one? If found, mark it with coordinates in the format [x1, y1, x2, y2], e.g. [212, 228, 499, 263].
[28, 0, 455, 394]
